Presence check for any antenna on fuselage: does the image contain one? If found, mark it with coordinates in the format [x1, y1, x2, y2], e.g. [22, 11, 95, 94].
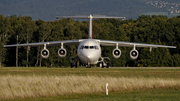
[56, 14, 125, 39]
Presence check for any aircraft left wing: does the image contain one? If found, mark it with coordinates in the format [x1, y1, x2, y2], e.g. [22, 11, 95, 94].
[4, 39, 84, 47]
[98, 39, 176, 48]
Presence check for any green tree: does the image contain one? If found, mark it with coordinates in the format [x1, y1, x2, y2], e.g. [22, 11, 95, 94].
[21, 16, 37, 67]
[35, 20, 52, 67]
[9, 16, 25, 67]
[0, 15, 11, 67]
[171, 54, 180, 67]
[138, 46, 172, 67]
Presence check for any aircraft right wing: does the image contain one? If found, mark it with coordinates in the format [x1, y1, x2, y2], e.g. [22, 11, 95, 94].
[98, 39, 176, 48]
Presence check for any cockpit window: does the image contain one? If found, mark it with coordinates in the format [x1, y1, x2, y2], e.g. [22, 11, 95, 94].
[80, 45, 99, 50]
[80, 45, 84, 49]
[95, 46, 99, 50]
[84, 46, 89, 49]
[90, 46, 94, 49]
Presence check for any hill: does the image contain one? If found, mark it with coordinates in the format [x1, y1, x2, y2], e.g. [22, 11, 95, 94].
[0, 0, 180, 21]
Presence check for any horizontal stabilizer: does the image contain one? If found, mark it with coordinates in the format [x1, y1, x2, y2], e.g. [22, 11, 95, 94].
[56, 15, 125, 20]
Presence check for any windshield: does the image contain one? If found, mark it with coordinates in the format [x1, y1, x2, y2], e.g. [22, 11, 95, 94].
[80, 45, 99, 50]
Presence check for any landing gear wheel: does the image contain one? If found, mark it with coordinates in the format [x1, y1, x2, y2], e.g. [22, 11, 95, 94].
[100, 63, 102, 68]
[69, 57, 79, 68]
[70, 63, 73, 68]
[86, 65, 91, 68]
[86, 62, 91, 68]
[102, 62, 104, 68]
[75, 62, 78, 68]
[106, 63, 110, 68]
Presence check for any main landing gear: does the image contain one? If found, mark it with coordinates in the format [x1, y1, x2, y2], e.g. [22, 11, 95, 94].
[99, 57, 111, 68]
[100, 62, 110, 68]
[69, 57, 91, 68]
[69, 57, 79, 68]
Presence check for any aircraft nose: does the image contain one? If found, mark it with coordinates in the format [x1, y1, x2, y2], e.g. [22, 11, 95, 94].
[82, 51, 93, 61]
[87, 55, 91, 60]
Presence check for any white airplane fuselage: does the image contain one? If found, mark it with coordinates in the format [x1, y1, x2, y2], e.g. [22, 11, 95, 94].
[78, 39, 101, 65]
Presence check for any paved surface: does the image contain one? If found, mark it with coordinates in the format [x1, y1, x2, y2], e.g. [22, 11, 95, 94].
[109, 67, 180, 69]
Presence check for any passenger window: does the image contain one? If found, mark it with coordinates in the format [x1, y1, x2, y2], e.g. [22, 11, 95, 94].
[84, 46, 89, 49]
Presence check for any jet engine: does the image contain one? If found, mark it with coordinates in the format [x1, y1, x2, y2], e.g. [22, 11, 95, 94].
[58, 48, 67, 57]
[130, 49, 139, 59]
[41, 49, 49, 59]
[112, 48, 121, 58]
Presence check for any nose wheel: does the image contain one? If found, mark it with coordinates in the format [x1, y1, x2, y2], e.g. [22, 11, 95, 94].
[86, 62, 91, 68]
[86, 65, 91, 68]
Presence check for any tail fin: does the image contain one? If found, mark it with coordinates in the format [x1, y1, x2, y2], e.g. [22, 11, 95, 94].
[56, 15, 125, 39]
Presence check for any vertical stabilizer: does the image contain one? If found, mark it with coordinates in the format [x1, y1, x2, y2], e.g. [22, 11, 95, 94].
[88, 14, 93, 39]
[56, 15, 125, 39]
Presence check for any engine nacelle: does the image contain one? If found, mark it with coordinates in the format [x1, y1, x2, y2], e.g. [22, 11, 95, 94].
[130, 49, 139, 59]
[58, 48, 67, 57]
[112, 48, 121, 58]
[41, 49, 49, 59]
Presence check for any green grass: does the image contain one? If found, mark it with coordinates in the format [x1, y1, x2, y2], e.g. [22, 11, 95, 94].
[0, 67, 180, 101]
[0, 67, 179, 79]
[9, 88, 180, 101]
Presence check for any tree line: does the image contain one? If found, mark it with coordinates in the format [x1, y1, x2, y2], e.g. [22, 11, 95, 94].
[0, 15, 180, 67]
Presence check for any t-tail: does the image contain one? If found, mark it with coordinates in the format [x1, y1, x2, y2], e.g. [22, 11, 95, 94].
[56, 14, 125, 39]
[89, 14, 93, 39]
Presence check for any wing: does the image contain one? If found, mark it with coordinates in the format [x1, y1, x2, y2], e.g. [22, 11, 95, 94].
[4, 39, 84, 47]
[99, 39, 176, 48]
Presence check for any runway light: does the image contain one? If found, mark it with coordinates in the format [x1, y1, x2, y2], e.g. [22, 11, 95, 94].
[106, 83, 108, 95]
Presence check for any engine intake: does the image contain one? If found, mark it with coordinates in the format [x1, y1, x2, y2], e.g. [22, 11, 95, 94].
[130, 49, 139, 59]
[112, 48, 121, 58]
[58, 48, 67, 57]
[41, 49, 49, 59]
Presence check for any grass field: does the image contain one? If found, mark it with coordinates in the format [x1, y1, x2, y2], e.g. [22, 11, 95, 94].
[0, 67, 180, 101]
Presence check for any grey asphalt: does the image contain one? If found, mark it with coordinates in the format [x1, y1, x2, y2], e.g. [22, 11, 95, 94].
[109, 67, 180, 69]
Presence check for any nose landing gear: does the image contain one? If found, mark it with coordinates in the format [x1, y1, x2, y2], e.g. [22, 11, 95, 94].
[86, 62, 91, 68]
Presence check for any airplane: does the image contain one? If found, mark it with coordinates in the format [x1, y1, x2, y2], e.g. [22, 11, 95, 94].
[4, 14, 176, 68]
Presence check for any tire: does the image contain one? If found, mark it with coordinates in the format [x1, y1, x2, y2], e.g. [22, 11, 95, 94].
[102, 62, 104, 68]
[70, 63, 73, 68]
[106, 63, 109, 68]
[89, 65, 91, 68]
[100, 63, 102, 68]
[75, 62, 78, 68]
